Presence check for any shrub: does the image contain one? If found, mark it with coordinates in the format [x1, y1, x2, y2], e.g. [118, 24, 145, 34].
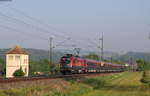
[136, 59, 150, 71]
[82, 78, 106, 89]
[13, 67, 25, 77]
[141, 71, 150, 84]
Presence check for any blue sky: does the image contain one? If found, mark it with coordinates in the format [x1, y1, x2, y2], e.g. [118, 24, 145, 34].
[0, 0, 150, 53]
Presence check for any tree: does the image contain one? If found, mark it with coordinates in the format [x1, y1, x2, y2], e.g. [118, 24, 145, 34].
[13, 67, 25, 77]
[141, 71, 150, 84]
[136, 59, 150, 71]
[29, 59, 58, 75]
[0, 58, 6, 75]
[83, 53, 99, 60]
[29, 59, 50, 74]
[104, 58, 123, 64]
[136, 59, 150, 84]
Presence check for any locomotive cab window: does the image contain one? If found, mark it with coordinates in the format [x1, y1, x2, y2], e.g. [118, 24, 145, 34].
[60, 57, 71, 64]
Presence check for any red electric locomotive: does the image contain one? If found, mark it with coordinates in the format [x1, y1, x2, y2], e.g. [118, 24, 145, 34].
[60, 54, 126, 74]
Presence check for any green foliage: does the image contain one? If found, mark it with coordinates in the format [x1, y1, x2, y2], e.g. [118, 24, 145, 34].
[82, 78, 106, 89]
[0, 58, 6, 75]
[83, 53, 99, 60]
[112, 60, 122, 64]
[50, 64, 60, 73]
[104, 58, 123, 64]
[13, 68, 25, 77]
[29, 59, 60, 75]
[136, 59, 150, 71]
[141, 71, 150, 84]
[29, 59, 50, 74]
[0, 48, 65, 64]
[0, 72, 150, 96]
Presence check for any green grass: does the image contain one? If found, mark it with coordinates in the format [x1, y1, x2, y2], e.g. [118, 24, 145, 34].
[82, 72, 150, 96]
[0, 72, 150, 96]
[82, 78, 106, 89]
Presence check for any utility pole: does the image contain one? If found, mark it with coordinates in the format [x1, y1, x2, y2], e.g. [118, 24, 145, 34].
[49, 37, 53, 65]
[99, 32, 104, 61]
[129, 57, 134, 71]
[111, 56, 113, 63]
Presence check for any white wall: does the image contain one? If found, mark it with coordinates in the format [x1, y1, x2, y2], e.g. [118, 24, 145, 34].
[6, 54, 29, 78]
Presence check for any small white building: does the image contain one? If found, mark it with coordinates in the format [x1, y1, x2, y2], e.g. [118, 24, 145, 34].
[6, 46, 29, 78]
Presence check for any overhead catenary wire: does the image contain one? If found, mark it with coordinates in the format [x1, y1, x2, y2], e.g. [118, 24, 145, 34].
[0, 23, 75, 50]
[0, 4, 93, 49]
[88, 39, 99, 48]
[0, 4, 100, 53]
[0, 7, 81, 49]
[0, 11, 68, 40]
[0, 3, 71, 39]
[0, 24, 48, 41]
[0, 15, 75, 49]
[54, 38, 71, 48]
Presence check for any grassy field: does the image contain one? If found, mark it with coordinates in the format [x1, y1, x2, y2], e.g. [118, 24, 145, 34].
[0, 72, 149, 96]
[82, 72, 150, 96]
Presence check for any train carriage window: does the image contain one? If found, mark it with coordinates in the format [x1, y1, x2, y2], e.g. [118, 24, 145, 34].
[87, 62, 97, 66]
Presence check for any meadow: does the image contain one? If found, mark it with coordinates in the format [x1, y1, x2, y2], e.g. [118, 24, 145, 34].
[0, 72, 149, 96]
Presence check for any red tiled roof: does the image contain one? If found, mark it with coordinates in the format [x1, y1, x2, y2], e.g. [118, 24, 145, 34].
[6, 46, 28, 54]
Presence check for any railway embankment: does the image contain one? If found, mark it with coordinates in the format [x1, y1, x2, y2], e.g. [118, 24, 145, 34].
[0, 72, 149, 96]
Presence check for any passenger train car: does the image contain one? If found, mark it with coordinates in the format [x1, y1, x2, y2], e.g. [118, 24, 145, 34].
[60, 54, 126, 74]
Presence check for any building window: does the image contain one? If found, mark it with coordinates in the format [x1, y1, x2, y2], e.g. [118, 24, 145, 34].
[9, 56, 13, 60]
[24, 59, 27, 64]
[15, 56, 20, 60]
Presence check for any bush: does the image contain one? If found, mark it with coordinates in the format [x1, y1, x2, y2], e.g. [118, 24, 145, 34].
[13, 68, 25, 77]
[136, 59, 150, 71]
[82, 78, 106, 89]
[141, 71, 150, 84]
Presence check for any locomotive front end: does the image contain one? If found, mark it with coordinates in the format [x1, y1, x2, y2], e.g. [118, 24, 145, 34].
[60, 54, 73, 74]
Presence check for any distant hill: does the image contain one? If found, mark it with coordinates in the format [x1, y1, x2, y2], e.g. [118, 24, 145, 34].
[1, 48, 150, 63]
[114, 52, 150, 63]
[0, 48, 118, 62]
[0, 48, 65, 63]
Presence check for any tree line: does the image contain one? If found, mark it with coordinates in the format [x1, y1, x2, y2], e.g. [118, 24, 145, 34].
[0, 58, 59, 76]
[0, 53, 150, 77]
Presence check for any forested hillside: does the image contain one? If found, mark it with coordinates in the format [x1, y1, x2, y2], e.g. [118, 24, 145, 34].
[1, 49, 150, 63]
[114, 52, 150, 62]
[1, 48, 150, 75]
[0, 48, 65, 63]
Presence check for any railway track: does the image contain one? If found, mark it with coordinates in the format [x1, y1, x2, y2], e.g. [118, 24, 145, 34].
[0, 72, 120, 83]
